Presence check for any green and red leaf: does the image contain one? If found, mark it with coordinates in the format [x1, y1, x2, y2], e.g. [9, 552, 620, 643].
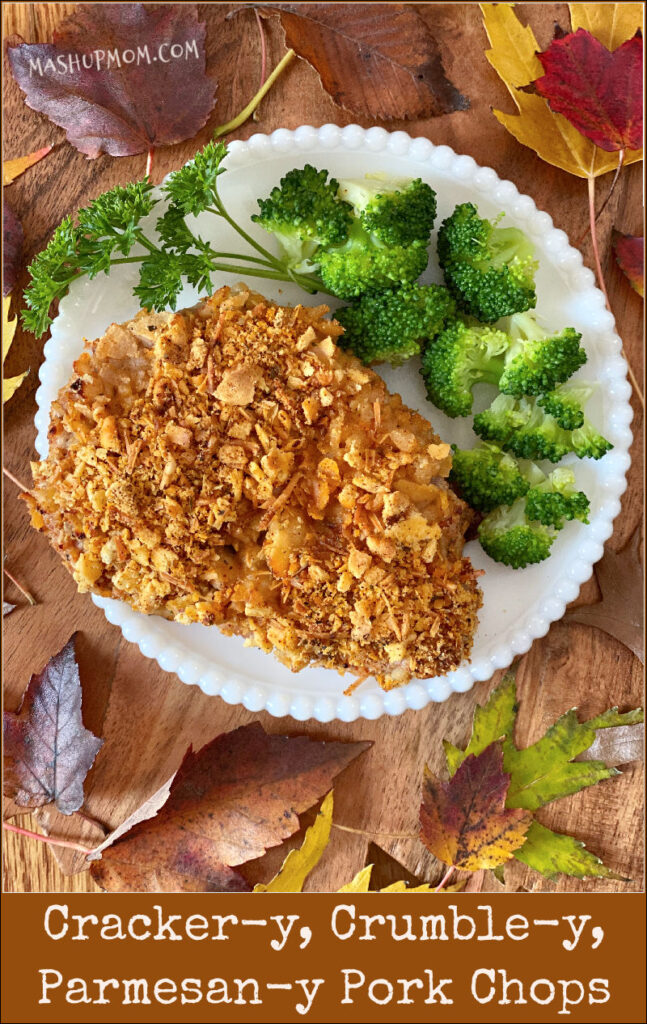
[419, 741, 532, 871]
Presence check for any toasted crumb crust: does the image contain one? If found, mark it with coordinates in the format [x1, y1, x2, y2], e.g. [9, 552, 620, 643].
[26, 286, 482, 689]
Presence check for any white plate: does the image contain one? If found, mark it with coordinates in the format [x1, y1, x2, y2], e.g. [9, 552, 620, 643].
[35, 124, 633, 721]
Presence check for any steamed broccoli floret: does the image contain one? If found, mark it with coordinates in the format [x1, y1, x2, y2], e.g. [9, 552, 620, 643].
[474, 393, 613, 462]
[525, 467, 590, 528]
[498, 312, 587, 396]
[537, 381, 595, 429]
[252, 165, 352, 268]
[478, 499, 556, 568]
[338, 174, 437, 246]
[419, 318, 510, 417]
[449, 444, 544, 513]
[420, 313, 587, 417]
[437, 202, 538, 322]
[317, 223, 429, 298]
[335, 284, 455, 365]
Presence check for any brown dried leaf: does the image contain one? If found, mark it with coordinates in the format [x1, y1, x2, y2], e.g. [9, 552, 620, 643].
[565, 525, 644, 663]
[91, 723, 370, 892]
[261, 3, 467, 120]
[576, 723, 643, 767]
[420, 742, 533, 871]
[3, 635, 103, 815]
[88, 775, 175, 861]
[7, 4, 216, 159]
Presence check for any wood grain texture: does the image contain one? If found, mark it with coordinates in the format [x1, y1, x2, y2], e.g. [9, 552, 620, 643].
[2, 2, 644, 894]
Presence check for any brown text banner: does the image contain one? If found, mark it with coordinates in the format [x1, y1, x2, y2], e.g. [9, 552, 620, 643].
[1, 893, 645, 1023]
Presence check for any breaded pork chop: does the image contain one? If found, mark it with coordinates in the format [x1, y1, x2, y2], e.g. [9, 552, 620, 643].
[26, 286, 481, 689]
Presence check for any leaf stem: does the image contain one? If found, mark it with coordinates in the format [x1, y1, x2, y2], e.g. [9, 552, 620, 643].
[434, 865, 456, 892]
[332, 822, 418, 841]
[3, 567, 36, 606]
[213, 49, 296, 138]
[588, 175, 611, 311]
[3, 465, 31, 493]
[3, 820, 92, 855]
[575, 151, 625, 246]
[255, 10, 268, 94]
[145, 148, 154, 180]
[595, 148, 625, 223]
[588, 175, 644, 408]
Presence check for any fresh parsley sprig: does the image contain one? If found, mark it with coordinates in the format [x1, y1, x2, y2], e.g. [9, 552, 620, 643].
[22, 142, 330, 338]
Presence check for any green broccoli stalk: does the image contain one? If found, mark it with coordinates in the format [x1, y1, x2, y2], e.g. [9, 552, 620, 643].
[419, 318, 510, 417]
[317, 222, 429, 299]
[525, 467, 590, 528]
[251, 164, 352, 269]
[449, 443, 544, 513]
[437, 202, 538, 322]
[478, 499, 557, 568]
[338, 174, 437, 246]
[498, 312, 587, 396]
[537, 380, 596, 429]
[474, 393, 613, 462]
[335, 283, 455, 365]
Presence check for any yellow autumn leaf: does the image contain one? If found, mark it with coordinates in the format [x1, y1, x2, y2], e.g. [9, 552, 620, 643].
[480, 3, 643, 179]
[254, 791, 334, 892]
[569, 3, 643, 51]
[493, 91, 642, 180]
[3, 296, 28, 404]
[3, 145, 52, 187]
[338, 865, 373, 893]
[253, 788, 480, 893]
[338, 867, 465, 893]
[379, 880, 435, 892]
[380, 880, 466, 893]
[480, 0, 542, 91]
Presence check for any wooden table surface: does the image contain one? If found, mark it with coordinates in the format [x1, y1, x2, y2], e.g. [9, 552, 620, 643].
[3, 2, 644, 893]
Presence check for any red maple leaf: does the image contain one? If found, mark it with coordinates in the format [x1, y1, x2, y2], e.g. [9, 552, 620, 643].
[534, 29, 643, 152]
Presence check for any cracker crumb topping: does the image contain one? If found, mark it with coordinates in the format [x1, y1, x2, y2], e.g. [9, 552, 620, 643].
[26, 286, 481, 689]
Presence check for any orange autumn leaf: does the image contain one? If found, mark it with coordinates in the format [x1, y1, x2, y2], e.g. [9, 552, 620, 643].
[419, 742, 532, 871]
[2, 145, 52, 186]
